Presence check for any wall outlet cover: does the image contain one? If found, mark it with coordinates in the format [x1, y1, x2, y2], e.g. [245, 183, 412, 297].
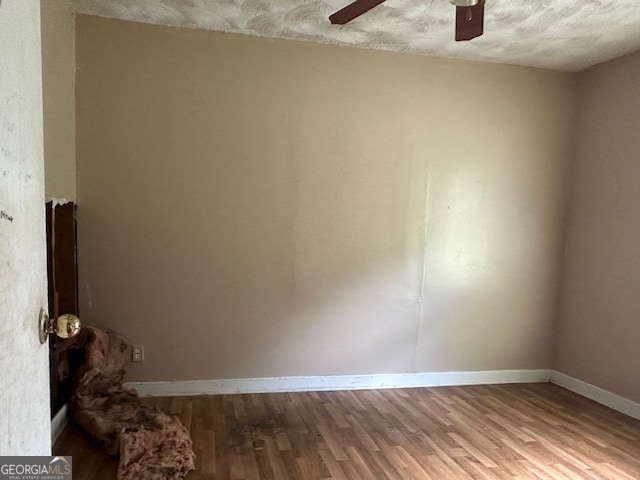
[132, 344, 144, 362]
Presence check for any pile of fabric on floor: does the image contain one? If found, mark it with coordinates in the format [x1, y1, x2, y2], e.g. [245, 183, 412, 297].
[57, 326, 195, 480]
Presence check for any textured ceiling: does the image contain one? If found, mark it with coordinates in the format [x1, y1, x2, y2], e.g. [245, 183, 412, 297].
[69, 0, 640, 71]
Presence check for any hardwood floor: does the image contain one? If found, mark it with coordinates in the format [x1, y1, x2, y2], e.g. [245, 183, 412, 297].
[54, 383, 640, 479]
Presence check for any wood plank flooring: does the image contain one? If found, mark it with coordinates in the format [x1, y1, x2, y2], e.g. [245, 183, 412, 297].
[53, 383, 640, 479]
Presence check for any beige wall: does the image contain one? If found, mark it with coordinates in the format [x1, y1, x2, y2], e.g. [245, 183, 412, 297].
[76, 16, 576, 382]
[554, 51, 640, 402]
[41, 0, 76, 201]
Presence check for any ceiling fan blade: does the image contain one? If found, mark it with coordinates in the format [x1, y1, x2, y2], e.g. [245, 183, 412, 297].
[455, 0, 485, 41]
[329, 0, 386, 25]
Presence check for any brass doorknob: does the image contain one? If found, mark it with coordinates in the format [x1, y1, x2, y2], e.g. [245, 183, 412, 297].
[39, 309, 81, 344]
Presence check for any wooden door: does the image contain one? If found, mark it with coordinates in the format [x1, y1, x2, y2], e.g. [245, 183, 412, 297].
[46, 201, 79, 417]
[0, 0, 52, 455]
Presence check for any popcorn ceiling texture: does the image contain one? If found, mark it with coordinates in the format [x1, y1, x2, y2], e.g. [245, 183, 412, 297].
[69, 0, 640, 71]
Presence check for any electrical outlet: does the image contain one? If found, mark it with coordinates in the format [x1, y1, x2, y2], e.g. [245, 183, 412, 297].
[132, 345, 145, 362]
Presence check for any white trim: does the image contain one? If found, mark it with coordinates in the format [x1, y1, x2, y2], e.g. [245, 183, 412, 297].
[127, 369, 551, 397]
[551, 370, 640, 421]
[51, 404, 69, 443]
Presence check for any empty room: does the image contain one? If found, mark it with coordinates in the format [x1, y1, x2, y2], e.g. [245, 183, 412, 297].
[1, 0, 639, 479]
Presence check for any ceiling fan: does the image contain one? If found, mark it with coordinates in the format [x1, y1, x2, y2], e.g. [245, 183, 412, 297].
[329, 0, 486, 41]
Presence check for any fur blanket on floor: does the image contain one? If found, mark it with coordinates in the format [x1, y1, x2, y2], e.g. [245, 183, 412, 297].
[57, 326, 196, 480]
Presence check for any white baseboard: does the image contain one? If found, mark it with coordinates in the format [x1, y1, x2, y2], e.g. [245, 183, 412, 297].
[51, 404, 69, 443]
[551, 370, 640, 421]
[65, 369, 639, 425]
[126, 369, 551, 397]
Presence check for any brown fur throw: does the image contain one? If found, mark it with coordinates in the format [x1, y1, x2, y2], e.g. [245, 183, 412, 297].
[57, 326, 195, 480]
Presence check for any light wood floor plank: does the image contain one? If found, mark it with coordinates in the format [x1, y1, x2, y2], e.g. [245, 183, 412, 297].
[54, 383, 640, 479]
